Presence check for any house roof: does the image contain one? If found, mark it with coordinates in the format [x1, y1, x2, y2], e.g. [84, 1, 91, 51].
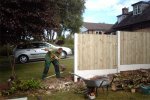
[131, 1, 150, 6]
[83, 22, 113, 31]
[112, 3, 150, 29]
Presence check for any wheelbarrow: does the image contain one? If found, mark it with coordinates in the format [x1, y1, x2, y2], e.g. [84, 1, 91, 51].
[70, 73, 112, 97]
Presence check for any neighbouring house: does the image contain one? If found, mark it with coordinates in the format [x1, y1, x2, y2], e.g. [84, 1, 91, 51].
[80, 22, 113, 34]
[112, 1, 150, 32]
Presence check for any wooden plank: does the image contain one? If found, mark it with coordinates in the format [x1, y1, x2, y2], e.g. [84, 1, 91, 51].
[123, 32, 125, 64]
[132, 32, 136, 64]
[128, 32, 132, 64]
[78, 34, 82, 70]
[120, 32, 123, 65]
[143, 32, 147, 64]
[82, 34, 87, 69]
[123, 32, 126, 64]
[136, 32, 140, 64]
[114, 35, 118, 68]
[98, 35, 103, 69]
[94, 34, 98, 69]
[141, 32, 144, 64]
[109, 35, 112, 68]
[147, 33, 150, 63]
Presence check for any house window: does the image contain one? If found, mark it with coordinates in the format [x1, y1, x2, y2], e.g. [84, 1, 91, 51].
[133, 4, 142, 15]
[96, 31, 102, 34]
[96, 31, 99, 34]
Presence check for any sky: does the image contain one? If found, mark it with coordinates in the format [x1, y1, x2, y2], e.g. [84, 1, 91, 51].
[83, 0, 149, 24]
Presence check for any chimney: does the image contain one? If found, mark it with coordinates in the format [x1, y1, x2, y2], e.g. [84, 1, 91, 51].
[122, 7, 129, 15]
[117, 7, 129, 23]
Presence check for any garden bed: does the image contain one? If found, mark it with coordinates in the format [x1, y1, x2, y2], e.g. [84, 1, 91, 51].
[1, 69, 150, 99]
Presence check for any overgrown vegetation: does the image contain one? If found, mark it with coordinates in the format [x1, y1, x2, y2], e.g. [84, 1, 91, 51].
[1, 79, 42, 96]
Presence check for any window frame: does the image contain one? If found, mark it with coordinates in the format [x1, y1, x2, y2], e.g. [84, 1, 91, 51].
[133, 4, 142, 15]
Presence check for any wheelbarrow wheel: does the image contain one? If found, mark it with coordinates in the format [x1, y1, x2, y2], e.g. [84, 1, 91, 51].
[85, 87, 96, 99]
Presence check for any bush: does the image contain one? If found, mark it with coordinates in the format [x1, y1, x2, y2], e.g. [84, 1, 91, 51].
[15, 79, 42, 91]
[65, 38, 74, 45]
[55, 40, 65, 46]
[2, 79, 42, 95]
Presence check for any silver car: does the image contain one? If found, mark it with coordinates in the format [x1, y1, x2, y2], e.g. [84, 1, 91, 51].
[13, 42, 72, 63]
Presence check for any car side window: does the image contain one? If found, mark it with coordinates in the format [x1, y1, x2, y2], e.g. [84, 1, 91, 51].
[17, 44, 27, 49]
[38, 43, 44, 48]
[37, 43, 50, 48]
[30, 43, 39, 48]
[45, 43, 50, 48]
[30, 43, 49, 48]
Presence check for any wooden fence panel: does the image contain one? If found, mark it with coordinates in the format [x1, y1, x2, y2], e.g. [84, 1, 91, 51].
[77, 34, 117, 70]
[120, 32, 150, 64]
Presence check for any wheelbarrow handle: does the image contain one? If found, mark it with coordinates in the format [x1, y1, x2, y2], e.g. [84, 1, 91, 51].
[69, 72, 86, 80]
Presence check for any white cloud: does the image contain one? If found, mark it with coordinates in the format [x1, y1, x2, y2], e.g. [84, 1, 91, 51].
[83, 16, 97, 22]
[83, 0, 149, 24]
[85, 0, 118, 10]
[85, 0, 149, 11]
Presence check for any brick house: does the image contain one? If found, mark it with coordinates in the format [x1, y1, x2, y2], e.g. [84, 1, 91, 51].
[112, 1, 150, 32]
[81, 22, 113, 34]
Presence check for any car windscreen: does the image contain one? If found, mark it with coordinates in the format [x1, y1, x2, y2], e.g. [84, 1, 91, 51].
[31, 43, 49, 48]
[17, 43, 50, 49]
[16, 44, 28, 49]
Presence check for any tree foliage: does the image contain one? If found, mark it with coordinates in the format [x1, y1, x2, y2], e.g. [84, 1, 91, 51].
[59, 0, 85, 34]
[0, 0, 85, 44]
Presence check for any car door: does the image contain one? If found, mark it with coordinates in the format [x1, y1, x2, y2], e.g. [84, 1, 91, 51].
[28, 43, 41, 59]
[36, 43, 49, 58]
[33, 43, 51, 58]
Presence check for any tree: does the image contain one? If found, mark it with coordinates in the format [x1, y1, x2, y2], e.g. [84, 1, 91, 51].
[0, 0, 85, 44]
[59, 0, 85, 34]
[0, 0, 85, 81]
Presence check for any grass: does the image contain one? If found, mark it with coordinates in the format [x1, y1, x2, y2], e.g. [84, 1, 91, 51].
[27, 90, 150, 100]
[0, 56, 74, 82]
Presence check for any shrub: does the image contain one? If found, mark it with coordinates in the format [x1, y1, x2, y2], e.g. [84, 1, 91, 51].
[2, 79, 42, 95]
[15, 79, 42, 91]
[55, 40, 65, 45]
[55, 36, 66, 46]
[65, 38, 74, 45]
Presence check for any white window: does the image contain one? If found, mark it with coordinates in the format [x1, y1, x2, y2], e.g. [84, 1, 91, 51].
[133, 4, 142, 15]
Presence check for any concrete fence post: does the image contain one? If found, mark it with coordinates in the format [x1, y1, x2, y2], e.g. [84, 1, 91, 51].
[74, 33, 78, 82]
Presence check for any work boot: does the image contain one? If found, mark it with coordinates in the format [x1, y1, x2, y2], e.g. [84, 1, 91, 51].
[42, 75, 46, 80]
[56, 75, 64, 79]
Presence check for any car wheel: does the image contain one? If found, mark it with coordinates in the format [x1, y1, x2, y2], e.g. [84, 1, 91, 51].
[61, 51, 67, 59]
[18, 55, 29, 63]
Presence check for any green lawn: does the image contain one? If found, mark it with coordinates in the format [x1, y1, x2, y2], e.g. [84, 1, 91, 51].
[1, 56, 150, 100]
[28, 90, 150, 100]
[0, 56, 74, 82]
